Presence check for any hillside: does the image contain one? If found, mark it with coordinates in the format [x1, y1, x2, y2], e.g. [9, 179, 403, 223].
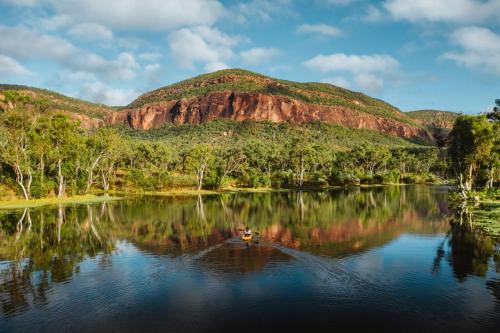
[406, 110, 460, 129]
[0, 84, 116, 128]
[107, 69, 433, 141]
[1, 70, 460, 143]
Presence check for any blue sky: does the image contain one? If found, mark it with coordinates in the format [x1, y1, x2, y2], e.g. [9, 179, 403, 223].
[0, 0, 499, 113]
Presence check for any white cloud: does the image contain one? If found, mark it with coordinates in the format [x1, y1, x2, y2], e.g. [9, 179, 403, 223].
[52, 0, 226, 31]
[304, 53, 399, 74]
[139, 52, 162, 61]
[240, 47, 280, 66]
[0, 55, 31, 76]
[354, 73, 384, 92]
[80, 81, 140, 106]
[68, 22, 113, 41]
[384, 0, 500, 23]
[235, 0, 295, 23]
[168, 25, 238, 72]
[363, 5, 384, 22]
[0, 25, 138, 81]
[304, 53, 400, 93]
[321, 77, 351, 89]
[144, 63, 162, 84]
[40, 15, 73, 31]
[297, 23, 342, 37]
[442, 26, 500, 75]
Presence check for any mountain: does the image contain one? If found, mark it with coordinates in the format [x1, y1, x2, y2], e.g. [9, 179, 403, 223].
[0, 84, 116, 128]
[1, 70, 459, 143]
[406, 110, 460, 130]
[106, 69, 433, 141]
[406, 110, 461, 146]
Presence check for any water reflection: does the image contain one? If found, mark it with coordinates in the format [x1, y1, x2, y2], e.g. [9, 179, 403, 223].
[0, 185, 499, 331]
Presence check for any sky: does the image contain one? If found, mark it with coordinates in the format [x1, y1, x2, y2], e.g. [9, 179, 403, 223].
[0, 0, 499, 113]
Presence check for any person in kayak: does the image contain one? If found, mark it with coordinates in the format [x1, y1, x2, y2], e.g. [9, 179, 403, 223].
[243, 227, 252, 237]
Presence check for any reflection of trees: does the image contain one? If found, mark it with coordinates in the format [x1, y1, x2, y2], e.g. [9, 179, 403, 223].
[0, 185, 454, 313]
[0, 203, 116, 315]
[444, 223, 498, 282]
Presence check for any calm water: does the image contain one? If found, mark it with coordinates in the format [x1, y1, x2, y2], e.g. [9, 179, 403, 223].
[0, 186, 499, 332]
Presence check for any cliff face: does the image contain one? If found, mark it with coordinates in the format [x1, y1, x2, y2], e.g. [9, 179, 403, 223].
[107, 91, 432, 140]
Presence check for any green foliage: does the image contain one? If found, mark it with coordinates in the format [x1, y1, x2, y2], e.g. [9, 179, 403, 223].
[127, 69, 417, 124]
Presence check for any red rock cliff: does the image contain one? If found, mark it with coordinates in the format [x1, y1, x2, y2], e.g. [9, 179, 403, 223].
[106, 92, 432, 140]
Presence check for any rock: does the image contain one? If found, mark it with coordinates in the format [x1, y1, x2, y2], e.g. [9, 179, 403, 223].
[106, 91, 432, 141]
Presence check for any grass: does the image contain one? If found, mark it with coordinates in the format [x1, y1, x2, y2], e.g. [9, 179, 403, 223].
[473, 200, 500, 238]
[104, 187, 287, 198]
[0, 194, 122, 209]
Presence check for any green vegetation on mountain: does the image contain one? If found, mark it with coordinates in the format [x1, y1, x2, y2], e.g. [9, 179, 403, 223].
[128, 69, 416, 124]
[0, 84, 116, 119]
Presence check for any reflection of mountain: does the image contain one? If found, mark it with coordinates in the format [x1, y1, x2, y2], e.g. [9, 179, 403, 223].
[197, 243, 291, 275]
[0, 186, 461, 315]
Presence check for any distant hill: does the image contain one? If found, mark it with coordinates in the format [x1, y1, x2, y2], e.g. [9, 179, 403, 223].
[406, 110, 461, 129]
[0, 84, 116, 128]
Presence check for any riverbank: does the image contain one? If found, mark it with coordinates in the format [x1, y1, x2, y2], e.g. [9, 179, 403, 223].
[472, 200, 500, 238]
[0, 183, 445, 209]
[0, 194, 122, 209]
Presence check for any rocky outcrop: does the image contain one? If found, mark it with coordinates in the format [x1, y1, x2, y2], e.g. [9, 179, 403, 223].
[106, 91, 432, 140]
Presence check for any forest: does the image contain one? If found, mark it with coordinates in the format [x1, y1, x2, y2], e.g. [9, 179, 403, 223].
[0, 91, 498, 202]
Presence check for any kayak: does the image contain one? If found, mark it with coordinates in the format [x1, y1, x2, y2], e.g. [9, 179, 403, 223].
[241, 234, 252, 241]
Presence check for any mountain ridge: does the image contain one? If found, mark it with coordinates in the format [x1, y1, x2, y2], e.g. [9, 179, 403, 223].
[0, 69, 458, 142]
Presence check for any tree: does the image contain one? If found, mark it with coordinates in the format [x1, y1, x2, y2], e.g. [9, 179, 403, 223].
[0, 110, 35, 199]
[288, 136, 319, 187]
[448, 115, 494, 198]
[45, 114, 82, 198]
[185, 144, 214, 190]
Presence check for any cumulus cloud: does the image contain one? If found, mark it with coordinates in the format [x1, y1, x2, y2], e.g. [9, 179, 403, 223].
[235, 0, 295, 23]
[144, 63, 162, 84]
[304, 53, 399, 74]
[68, 22, 113, 41]
[0, 25, 138, 81]
[40, 14, 73, 31]
[321, 77, 351, 89]
[240, 47, 280, 66]
[80, 81, 140, 106]
[139, 52, 162, 62]
[49, 0, 225, 31]
[0, 55, 31, 76]
[384, 0, 500, 23]
[297, 23, 342, 37]
[168, 25, 238, 72]
[442, 26, 500, 75]
[304, 53, 400, 93]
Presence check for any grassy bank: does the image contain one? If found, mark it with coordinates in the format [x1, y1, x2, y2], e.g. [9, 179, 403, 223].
[473, 200, 500, 238]
[0, 194, 122, 209]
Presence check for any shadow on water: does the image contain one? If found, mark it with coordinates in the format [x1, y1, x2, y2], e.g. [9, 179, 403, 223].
[0, 185, 499, 331]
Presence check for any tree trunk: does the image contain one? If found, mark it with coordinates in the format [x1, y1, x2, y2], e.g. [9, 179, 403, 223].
[57, 159, 64, 198]
[86, 155, 102, 193]
[299, 154, 305, 188]
[14, 164, 29, 200]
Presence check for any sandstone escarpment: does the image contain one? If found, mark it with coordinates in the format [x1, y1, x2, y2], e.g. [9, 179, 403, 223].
[106, 91, 432, 140]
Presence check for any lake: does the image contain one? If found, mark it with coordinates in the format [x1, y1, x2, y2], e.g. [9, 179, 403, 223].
[1, 186, 499, 332]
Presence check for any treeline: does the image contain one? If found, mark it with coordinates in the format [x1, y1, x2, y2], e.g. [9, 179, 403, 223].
[447, 101, 500, 200]
[0, 105, 449, 199]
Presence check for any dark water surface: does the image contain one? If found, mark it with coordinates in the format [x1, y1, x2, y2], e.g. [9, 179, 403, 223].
[0, 186, 499, 332]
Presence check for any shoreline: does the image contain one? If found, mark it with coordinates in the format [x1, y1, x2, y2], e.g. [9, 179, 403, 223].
[0, 183, 447, 209]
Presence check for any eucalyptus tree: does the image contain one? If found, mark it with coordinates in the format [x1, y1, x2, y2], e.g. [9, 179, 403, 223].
[45, 114, 82, 198]
[448, 115, 494, 198]
[0, 110, 36, 199]
[185, 143, 214, 190]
